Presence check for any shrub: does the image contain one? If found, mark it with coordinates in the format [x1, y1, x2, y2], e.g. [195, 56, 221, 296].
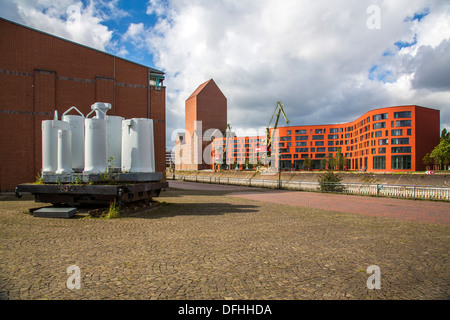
[318, 171, 346, 192]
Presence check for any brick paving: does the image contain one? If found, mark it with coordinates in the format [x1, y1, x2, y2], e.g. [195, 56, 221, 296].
[0, 183, 449, 300]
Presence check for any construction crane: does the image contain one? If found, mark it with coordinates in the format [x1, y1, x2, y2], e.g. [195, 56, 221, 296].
[257, 101, 290, 170]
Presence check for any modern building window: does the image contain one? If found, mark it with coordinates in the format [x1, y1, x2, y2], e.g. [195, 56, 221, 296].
[280, 154, 291, 159]
[287, 130, 291, 135]
[373, 156, 386, 169]
[328, 147, 337, 152]
[375, 131, 382, 137]
[312, 135, 324, 140]
[373, 122, 386, 129]
[391, 138, 409, 145]
[295, 129, 307, 134]
[295, 135, 308, 140]
[371, 148, 376, 154]
[396, 120, 411, 127]
[295, 142, 307, 147]
[328, 134, 339, 139]
[280, 136, 291, 141]
[378, 139, 389, 145]
[315, 141, 325, 146]
[328, 141, 335, 146]
[391, 147, 412, 153]
[392, 155, 411, 169]
[315, 154, 326, 158]
[315, 129, 323, 134]
[279, 148, 290, 153]
[311, 148, 316, 152]
[378, 147, 386, 154]
[373, 113, 388, 121]
[330, 128, 339, 133]
[394, 111, 411, 118]
[300, 154, 308, 158]
[317, 147, 326, 152]
[295, 148, 308, 152]
[407, 129, 412, 135]
[391, 129, 403, 136]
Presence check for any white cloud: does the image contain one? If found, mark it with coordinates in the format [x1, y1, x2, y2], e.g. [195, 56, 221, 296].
[1, 0, 119, 52]
[133, 0, 450, 147]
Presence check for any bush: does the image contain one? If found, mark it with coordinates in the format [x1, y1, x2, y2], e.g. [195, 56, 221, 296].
[318, 171, 346, 192]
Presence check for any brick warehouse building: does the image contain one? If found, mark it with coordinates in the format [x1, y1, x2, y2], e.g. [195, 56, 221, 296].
[211, 105, 440, 172]
[0, 18, 166, 192]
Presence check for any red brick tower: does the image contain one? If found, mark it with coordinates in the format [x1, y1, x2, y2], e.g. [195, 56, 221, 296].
[176, 79, 227, 170]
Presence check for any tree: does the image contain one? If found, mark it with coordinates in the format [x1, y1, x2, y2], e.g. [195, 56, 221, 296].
[303, 156, 311, 171]
[429, 129, 450, 170]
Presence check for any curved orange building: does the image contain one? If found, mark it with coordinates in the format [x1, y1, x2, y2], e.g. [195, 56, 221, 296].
[212, 105, 440, 172]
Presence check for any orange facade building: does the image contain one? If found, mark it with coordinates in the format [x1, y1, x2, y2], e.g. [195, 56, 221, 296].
[211, 105, 440, 172]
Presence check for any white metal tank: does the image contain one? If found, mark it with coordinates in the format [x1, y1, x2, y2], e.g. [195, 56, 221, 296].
[56, 129, 73, 174]
[121, 118, 155, 173]
[83, 108, 107, 174]
[62, 106, 85, 171]
[41, 111, 69, 173]
[91, 102, 111, 119]
[106, 116, 124, 169]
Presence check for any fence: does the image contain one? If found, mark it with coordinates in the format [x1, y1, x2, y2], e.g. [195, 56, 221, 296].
[169, 174, 450, 201]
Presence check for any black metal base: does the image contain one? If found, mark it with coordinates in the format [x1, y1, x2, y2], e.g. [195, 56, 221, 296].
[15, 181, 168, 206]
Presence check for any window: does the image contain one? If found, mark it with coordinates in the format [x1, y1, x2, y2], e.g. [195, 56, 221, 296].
[295, 135, 308, 141]
[373, 122, 386, 129]
[317, 147, 326, 152]
[375, 131, 382, 137]
[280, 154, 291, 159]
[373, 156, 386, 169]
[371, 148, 376, 154]
[396, 120, 411, 127]
[378, 147, 386, 154]
[345, 133, 351, 138]
[286, 130, 291, 135]
[328, 141, 335, 146]
[373, 113, 388, 121]
[315, 154, 326, 158]
[328, 134, 339, 139]
[295, 142, 307, 147]
[391, 138, 409, 145]
[315, 129, 323, 134]
[391, 129, 403, 136]
[311, 148, 316, 152]
[330, 128, 339, 133]
[391, 147, 412, 153]
[295, 148, 308, 152]
[312, 135, 324, 140]
[407, 129, 412, 135]
[315, 141, 324, 146]
[394, 111, 411, 118]
[392, 155, 411, 170]
[279, 148, 290, 153]
[328, 147, 337, 152]
[280, 136, 291, 141]
[295, 129, 306, 134]
[378, 139, 389, 145]
[300, 154, 308, 158]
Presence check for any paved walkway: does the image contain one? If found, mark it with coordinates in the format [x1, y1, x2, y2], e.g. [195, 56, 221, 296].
[170, 180, 450, 226]
[0, 183, 448, 300]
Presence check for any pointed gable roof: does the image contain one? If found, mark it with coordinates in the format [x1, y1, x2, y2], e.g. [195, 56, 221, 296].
[186, 78, 225, 101]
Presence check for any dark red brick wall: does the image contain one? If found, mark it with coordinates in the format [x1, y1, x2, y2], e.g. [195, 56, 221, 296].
[0, 18, 166, 191]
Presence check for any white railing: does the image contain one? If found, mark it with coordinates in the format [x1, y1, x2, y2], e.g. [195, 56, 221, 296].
[168, 174, 450, 201]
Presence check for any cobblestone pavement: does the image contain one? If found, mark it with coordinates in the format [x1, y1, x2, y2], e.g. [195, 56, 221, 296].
[0, 183, 449, 300]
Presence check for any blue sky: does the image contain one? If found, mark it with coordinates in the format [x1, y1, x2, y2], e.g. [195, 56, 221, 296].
[1, 0, 449, 148]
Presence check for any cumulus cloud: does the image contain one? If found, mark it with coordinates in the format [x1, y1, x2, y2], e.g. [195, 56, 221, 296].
[128, 0, 448, 147]
[2, 0, 449, 146]
[0, 0, 120, 52]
